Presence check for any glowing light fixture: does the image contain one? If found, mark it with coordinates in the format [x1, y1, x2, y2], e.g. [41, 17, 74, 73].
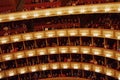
[33, 13, 39, 17]
[105, 34, 111, 38]
[105, 7, 111, 12]
[73, 64, 79, 69]
[20, 70, 26, 74]
[31, 67, 37, 72]
[83, 50, 88, 54]
[92, 8, 98, 12]
[61, 49, 67, 53]
[39, 51, 45, 55]
[105, 53, 112, 58]
[45, 12, 50, 16]
[1, 40, 7, 44]
[117, 57, 120, 61]
[95, 67, 101, 72]
[68, 9, 74, 14]
[42, 66, 47, 70]
[59, 33, 65, 36]
[21, 15, 27, 19]
[80, 9, 86, 13]
[70, 32, 76, 36]
[5, 56, 11, 61]
[17, 55, 23, 59]
[0, 75, 2, 79]
[72, 49, 78, 53]
[48, 33, 53, 37]
[0, 19, 2, 21]
[9, 72, 14, 76]
[117, 36, 120, 39]
[36, 35, 42, 38]
[63, 64, 68, 69]
[94, 51, 100, 55]
[81, 33, 87, 36]
[52, 65, 58, 69]
[25, 36, 31, 40]
[118, 77, 120, 80]
[106, 71, 112, 76]
[28, 53, 34, 57]
[50, 50, 56, 54]
[13, 38, 19, 42]
[57, 11, 62, 15]
[93, 33, 99, 36]
[118, 7, 120, 11]
[84, 66, 90, 70]
[9, 16, 15, 20]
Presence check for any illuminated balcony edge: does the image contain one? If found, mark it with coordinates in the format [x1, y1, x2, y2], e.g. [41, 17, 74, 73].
[0, 62, 118, 79]
[39, 77, 89, 80]
[0, 3, 120, 23]
[0, 28, 119, 45]
[0, 46, 119, 62]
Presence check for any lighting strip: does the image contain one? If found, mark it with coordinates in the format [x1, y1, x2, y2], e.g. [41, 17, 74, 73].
[0, 46, 120, 62]
[0, 3, 120, 23]
[0, 28, 119, 45]
[0, 62, 119, 79]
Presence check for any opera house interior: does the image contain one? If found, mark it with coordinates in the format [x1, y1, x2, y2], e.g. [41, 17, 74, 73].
[0, 0, 120, 80]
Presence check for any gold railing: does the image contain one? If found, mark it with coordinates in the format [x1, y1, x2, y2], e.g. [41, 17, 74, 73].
[0, 3, 120, 23]
[0, 28, 120, 45]
[0, 62, 119, 79]
[39, 77, 89, 80]
[0, 46, 120, 62]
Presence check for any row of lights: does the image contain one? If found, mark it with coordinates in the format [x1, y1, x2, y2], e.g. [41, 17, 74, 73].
[8, 7, 120, 20]
[0, 62, 119, 79]
[0, 5, 120, 22]
[1, 46, 120, 62]
[0, 29, 119, 45]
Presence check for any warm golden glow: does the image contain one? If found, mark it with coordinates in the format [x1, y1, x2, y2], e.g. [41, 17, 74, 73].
[0, 3, 119, 23]
[73, 64, 79, 69]
[95, 67, 101, 73]
[0, 19, 2, 22]
[31, 67, 37, 72]
[17, 54, 23, 59]
[84, 65, 90, 70]
[4, 56, 11, 61]
[8, 71, 14, 76]
[68, 9, 74, 14]
[9, 16, 15, 20]
[105, 53, 112, 58]
[118, 7, 120, 11]
[21, 14, 27, 19]
[105, 34, 112, 38]
[0, 62, 118, 79]
[33, 13, 39, 17]
[45, 12, 50, 16]
[104, 7, 111, 12]
[63, 64, 68, 69]
[83, 50, 89, 54]
[80, 9, 86, 13]
[52, 64, 58, 69]
[92, 8, 98, 12]
[106, 71, 112, 76]
[19, 68, 26, 74]
[42, 66, 47, 70]
[57, 11, 62, 15]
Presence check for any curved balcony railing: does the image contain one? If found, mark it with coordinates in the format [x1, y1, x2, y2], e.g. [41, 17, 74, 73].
[0, 46, 119, 64]
[39, 77, 89, 80]
[0, 28, 119, 45]
[0, 62, 119, 79]
[0, 3, 120, 23]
